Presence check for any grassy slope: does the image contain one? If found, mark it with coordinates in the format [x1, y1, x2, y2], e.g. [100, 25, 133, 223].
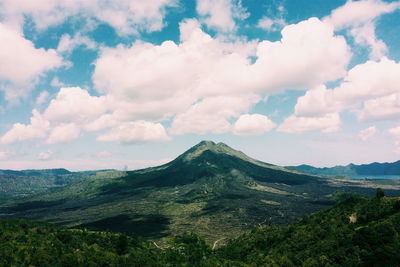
[0, 169, 110, 199]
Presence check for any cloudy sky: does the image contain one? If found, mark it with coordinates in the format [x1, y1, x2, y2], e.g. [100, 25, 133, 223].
[0, 0, 400, 171]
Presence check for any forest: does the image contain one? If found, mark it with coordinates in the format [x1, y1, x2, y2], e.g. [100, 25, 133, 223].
[1, 191, 399, 266]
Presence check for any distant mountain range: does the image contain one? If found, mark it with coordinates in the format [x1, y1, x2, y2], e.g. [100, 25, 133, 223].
[289, 160, 400, 177]
[1, 141, 400, 243]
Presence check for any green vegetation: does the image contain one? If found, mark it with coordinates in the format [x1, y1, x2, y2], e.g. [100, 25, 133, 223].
[1, 141, 399, 244]
[0, 168, 121, 199]
[1, 195, 399, 266]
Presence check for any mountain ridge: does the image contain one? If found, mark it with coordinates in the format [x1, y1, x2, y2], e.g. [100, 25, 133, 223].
[290, 160, 400, 177]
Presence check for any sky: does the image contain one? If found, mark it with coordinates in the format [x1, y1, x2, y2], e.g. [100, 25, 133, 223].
[1, 0, 400, 171]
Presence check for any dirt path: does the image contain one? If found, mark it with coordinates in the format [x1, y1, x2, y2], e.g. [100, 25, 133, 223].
[212, 238, 226, 250]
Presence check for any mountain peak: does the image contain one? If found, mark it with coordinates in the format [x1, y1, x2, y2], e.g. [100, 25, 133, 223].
[179, 140, 253, 163]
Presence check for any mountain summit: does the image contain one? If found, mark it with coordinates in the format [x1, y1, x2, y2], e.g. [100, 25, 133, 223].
[177, 141, 273, 168]
[179, 140, 247, 161]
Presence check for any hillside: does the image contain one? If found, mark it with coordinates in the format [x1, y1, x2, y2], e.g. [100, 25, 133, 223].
[0, 169, 88, 199]
[1, 195, 399, 266]
[290, 160, 400, 177]
[1, 141, 400, 243]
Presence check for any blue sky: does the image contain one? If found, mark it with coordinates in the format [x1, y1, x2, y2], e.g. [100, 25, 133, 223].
[1, 0, 400, 171]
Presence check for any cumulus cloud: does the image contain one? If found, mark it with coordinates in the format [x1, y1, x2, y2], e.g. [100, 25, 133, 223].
[294, 58, 400, 121]
[0, 23, 63, 101]
[233, 114, 276, 136]
[0, 13, 356, 141]
[294, 85, 339, 117]
[0, 110, 50, 144]
[0, 0, 178, 35]
[278, 113, 341, 134]
[196, 0, 249, 32]
[47, 123, 81, 144]
[170, 95, 260, 135]
[251, 17, 350, 93]
[358, 93, 400, 122]
[0, 87, 109, 144]
[93, 18, 350, 135]
[43, 87, 108, 124]
[324, 0, 400, 59]
[358, 126, 377, 141]
[97, 121, 170, 144]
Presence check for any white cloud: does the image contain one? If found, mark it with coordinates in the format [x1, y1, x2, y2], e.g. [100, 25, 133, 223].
[349, 22, 387, 60]
[388, 126, 400, 137]
[257, 17, 286, 32]
[35, 91, 50, 106]
[46, 123, 81, 144]
[57, 33, 97, 53]
[170, 95, 259, 135]
[294, 85, 339, 117]
[294, 58, 400, 121]
[0, 0, 178, 35]
[278, 113, 341, 134]
[84, 114, 118, 132]
[324, 0, 400, 60]
[93, 20, 257, 123]
[325, 0, 400, 29]
[38, 150, 53, 160]
[233, 114, 276, 136]
[0, 23, 63, 101]
[0, 110, 50, 144]
[43, 87, 108, 124]
[358, 126, 377, 141]
[93, 18, 350, 135]
[251, 17, 350, 92]
[196, 0, 249, 32]
[0, 15, 354, 142]
[97, 121, 170, 144]
[50, 77, 66, 88]
[358, 93, 400, 122]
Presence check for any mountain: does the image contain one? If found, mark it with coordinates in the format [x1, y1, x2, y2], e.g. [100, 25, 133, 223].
[289, 160, 400, 177]
[0, 168, 88, 199]
[1, 195, 399, 266]
[1, 141, 400, 243]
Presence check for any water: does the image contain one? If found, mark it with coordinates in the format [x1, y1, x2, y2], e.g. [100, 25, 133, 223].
[345, 175, 400, 180]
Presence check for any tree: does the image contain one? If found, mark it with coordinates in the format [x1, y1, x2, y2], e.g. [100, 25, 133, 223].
[376, 188, 385, 199]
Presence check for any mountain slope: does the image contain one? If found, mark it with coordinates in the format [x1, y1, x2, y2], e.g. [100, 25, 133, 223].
[1, 141, 399, 243]
[0, 168, 88, 199]
[216, 195, 400, 266]
[290, 160, 400, 177]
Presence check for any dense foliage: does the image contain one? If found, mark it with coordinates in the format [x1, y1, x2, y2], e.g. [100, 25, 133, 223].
[1, 195, 399, 266]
